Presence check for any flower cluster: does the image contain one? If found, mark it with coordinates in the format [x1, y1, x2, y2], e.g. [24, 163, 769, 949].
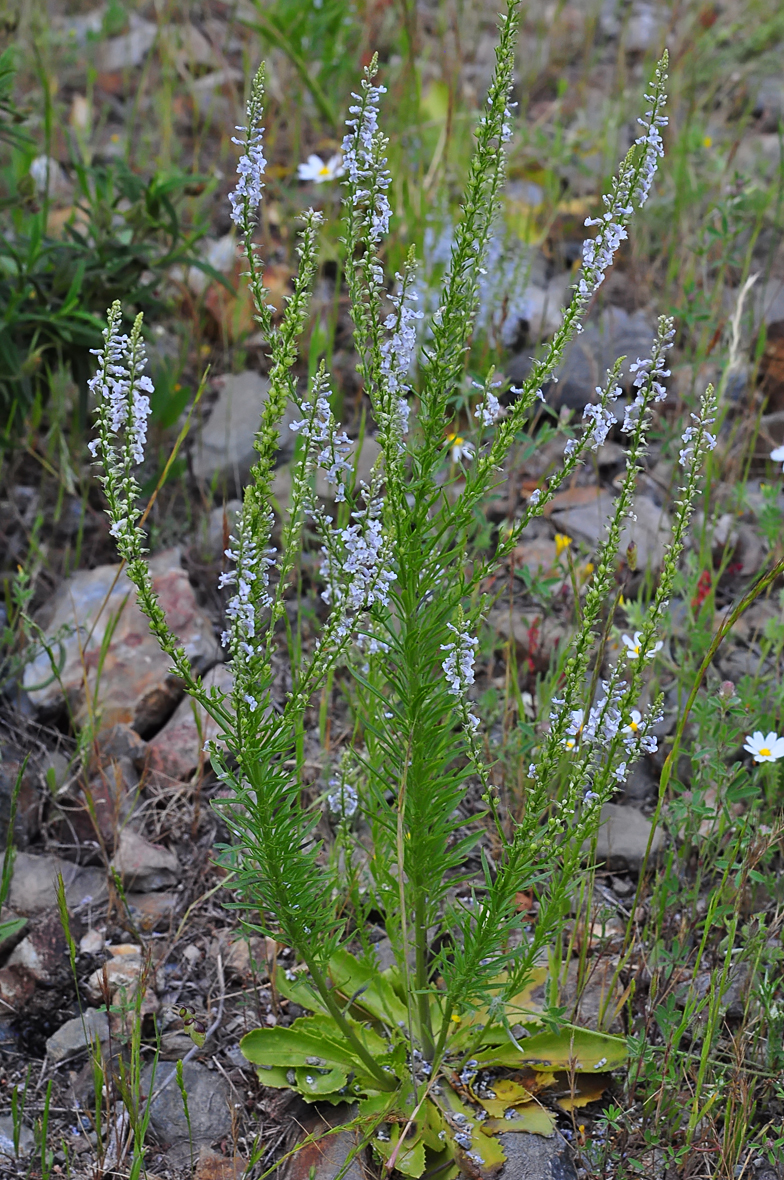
[579, 60, 667, 300]
[88, 316, 152, 469]
[320, 499, 395, 635]
[441, 624, 479, 697]
[583, 383, 622, 450]
[342, 72, 392, 247]
[473, 376, 504, 427]
[679, 409, 717, 467]
[622, 321, 675, 433]
[87, 303, 153, 550]
[219, 513, 276, 657]
[631, 78, 669, 209]
[289, 373, 353, 501]
[380, 268, 423, 437]
[327, 777, 359, 818]
[622, 708, 660, 756]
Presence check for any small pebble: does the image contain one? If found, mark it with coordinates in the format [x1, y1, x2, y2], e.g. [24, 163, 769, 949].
[79, 928, 105, 955]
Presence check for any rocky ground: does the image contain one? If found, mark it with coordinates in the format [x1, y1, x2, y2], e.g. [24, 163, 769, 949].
[2, 0, 784, 1176]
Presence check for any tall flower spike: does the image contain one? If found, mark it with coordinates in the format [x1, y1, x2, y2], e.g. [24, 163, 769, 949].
[229, 67, 266, 232]
[379, 259, 423, 442]
[341, 61, 392, 252]
[579, 57, 667, 301]
[441, 623, 479, 697]
[88, 303, 153, 553]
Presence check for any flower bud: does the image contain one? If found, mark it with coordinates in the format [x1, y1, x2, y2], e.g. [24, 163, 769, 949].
[626, 541, 638, 572]
[719, 680, 735, 701]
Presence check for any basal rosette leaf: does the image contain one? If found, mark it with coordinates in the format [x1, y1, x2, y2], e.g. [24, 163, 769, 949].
[295, 1065, 349, 1103]
[439, 1081, 507, 1177]
[474, 1024, 627, 1071]
[327, 947, 409, 1027]
[241, 1011, 389, 1078]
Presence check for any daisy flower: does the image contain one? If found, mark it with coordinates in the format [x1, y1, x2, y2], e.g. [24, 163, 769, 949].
[623, 709, 642, 735]
[743, 731, 784, 763]
[446, 434, 475, 463]
[622, 632, 664, 660]
[297, 154, 344, 183]
[771, 444, 784, 469]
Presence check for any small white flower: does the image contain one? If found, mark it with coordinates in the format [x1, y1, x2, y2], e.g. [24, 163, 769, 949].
[446, 434, 474, 463]
[771, 444, 784, 468]
[622, 631, 663, 660]
[297, 153, 344, 183]
[563, 708, 584, 750]
[743, 731, 784, 763]
[623, 709, 642, 735]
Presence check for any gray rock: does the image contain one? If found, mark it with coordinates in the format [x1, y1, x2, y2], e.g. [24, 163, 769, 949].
[125, 890, 181, 933]
[497, 1130, 577, 1179]
[205, 500, 242, 557]
[98, 20, 158, 72]
[624, 1, 666, 53]
[141, 1060, 232, 1161]
[191, 372, 298, 495]
[94, 724, 149, 770]
[46, 1008, 110, 1064]
[549, 490, 671, 570]
[9, 852, 108, 916]
[542, 306, 655, 412]
[111, 829, 179, 893]
[22, 549, 219, 734]
[586, 802, 664, 873]
[0, 1113, 34, 1159]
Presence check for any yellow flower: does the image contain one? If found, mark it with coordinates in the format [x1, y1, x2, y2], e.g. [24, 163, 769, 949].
[702, 135, 712, 148]
[554, 533, 572, 557]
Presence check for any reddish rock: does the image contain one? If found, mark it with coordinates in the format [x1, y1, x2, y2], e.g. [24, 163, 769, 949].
[147, 663, 233, 780]
[0, 965, 36, 1009]
[111, 829, 179, 893]
[287, 1107, 366, 1180]
[126, 891, 181, 932]
[93, 724, 149, 770]
[0, 746, 41, 848]
[50, 757, 141, 853]
[7, 913, 69, 985]
[195, 1149, 248, 1180]
[22, 549, 220, 736]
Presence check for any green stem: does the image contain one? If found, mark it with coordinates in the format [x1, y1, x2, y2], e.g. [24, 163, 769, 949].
[305, 957, 396, 1091]
[414, 890, 434, 1059]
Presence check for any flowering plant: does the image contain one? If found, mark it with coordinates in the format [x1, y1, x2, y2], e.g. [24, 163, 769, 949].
[88, 4, 723, 1173]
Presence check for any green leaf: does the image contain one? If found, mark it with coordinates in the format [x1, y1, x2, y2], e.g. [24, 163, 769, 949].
[440, 1082, 507, 1175]
[475, 1025, 627, 1071]
[448, 968, 548, 1050]
[254, 1064, 292, 1088]
[359, 1091, 403, 1119]
[0, 917, 26, 944]
[275, 966, 329, 1014]
[371, 1124, 426, 1178]
[241, 1012, 390, 1080]
[482, 1105, 556, 1135]
[328, 948, 409, 1028]
[295, 1066, 348, 1103]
